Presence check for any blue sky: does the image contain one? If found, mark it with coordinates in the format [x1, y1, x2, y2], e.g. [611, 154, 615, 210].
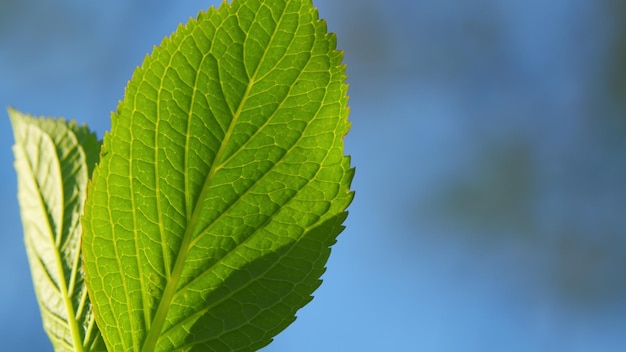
[1, 0, 626, 351]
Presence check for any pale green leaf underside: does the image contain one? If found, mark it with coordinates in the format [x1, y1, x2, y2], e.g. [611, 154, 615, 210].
[9, 108, 105, 352]
[82, 0, 352, 351]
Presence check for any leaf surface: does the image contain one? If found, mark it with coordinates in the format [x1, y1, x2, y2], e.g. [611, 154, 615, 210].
[9, 108, 105, 352]
[82, 0, 352, 351]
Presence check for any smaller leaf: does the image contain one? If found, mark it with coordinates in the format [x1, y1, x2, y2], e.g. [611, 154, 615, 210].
[9, 108, 105, 352]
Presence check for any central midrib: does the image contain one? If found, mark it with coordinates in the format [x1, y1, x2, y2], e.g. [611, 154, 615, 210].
[139, 5, 288, 350]
[140, 82, 253, 352]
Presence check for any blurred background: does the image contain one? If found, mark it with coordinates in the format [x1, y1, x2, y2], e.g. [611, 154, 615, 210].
[1, 0, 626, 350]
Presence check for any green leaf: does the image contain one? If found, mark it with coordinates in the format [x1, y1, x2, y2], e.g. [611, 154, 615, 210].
[82, 0, 352, 351]
[9, 108, 105, 352]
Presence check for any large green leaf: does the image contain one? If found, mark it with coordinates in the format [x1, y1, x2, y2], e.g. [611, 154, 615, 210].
[9, 108, 105, 352]
[82, 0, 352, 350]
